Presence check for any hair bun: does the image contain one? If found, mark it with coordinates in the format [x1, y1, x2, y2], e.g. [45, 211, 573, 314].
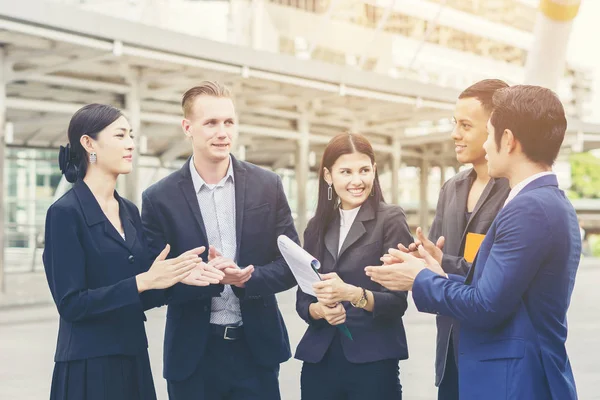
[58, 144, 79, 183]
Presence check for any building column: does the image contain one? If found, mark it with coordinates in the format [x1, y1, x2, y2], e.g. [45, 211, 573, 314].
[524, 0, 581, 89]
[125, 68, 142, 206]
[295, 115, 310, 242]
[391, 136, 401, 204]
[419, 158, 430, 233]
[440, 164, 446, 187]
[0, 49, 6, 292]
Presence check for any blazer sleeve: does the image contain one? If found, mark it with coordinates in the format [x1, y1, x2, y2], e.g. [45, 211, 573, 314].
[234, 176, 299, 298]
[441, 254, 471, 277]
[141, 191, 222, 305]
[295, 229, 329, 329]
[370, 206, 413, 319]
[412, 201, 551, 330]
[128, 206, 167, 311]
[43, 205, 143, 323]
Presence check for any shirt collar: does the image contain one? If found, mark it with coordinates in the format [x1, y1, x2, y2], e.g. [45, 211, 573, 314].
[503, 171, 555, 207]
[189, 155, 234, 193]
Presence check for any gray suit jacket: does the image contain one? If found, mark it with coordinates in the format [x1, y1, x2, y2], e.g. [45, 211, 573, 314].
[428, 168, 510, 386]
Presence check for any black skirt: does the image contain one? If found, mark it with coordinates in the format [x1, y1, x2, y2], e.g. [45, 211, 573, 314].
[50, 350, 157, 400]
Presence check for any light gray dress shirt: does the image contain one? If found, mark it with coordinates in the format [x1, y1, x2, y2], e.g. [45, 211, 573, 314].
[189, 156, 242, 326]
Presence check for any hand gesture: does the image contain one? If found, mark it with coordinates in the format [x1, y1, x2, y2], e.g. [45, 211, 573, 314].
[209, 255, 254, 288]
[381, 227, 445, 265]
[312, 302, 346, 326]
[366, 245, 445, 291]
[137, 245, 205, 291]
[181, 262, 225, 287]
[312, 272, 357, 307]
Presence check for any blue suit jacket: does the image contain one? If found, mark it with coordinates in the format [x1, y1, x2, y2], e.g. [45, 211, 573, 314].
[413, 174, 580, 400]
[141, 156, 299, 381]
[43, 181, 163, 362]
[295, 201, 413, 364]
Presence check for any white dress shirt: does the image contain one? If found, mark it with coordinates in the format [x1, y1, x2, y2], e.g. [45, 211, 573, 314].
[338, 206, 361, 255]
[503, 171, 555, 207]
[190, 156, 242, 326]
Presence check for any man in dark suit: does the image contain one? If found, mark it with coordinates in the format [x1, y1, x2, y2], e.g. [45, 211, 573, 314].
[141, 81, 298, 400]
[368, 85, 580, 400]
[407, 79, 510, 400]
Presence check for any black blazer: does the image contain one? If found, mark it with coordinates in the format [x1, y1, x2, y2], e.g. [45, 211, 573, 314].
[43, 181, 163, 362]
[428, 168, 510, 386]
[295, 201, 413, 364]
[141, 156, 299, 381]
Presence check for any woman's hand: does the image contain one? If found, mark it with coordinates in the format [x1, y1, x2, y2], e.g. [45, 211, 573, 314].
[309, 302, 347, 326]
[312, 272, 361, 307]
[136, 245, 206, 292]
[181, 262, 225, 287]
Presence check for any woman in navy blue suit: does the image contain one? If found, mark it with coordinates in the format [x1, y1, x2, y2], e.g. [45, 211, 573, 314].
[43, 104, 224, 400]
[295, 133, 414, 399]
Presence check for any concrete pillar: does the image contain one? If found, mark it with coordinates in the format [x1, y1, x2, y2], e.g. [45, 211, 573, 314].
[125, 68, 142, 206]
[0, 49, 6, 292]
[295, 115, 310, 242]
[419, 158, 430, 233]
[250, 0, 264, 50]
[440, 164, 446, 187]
[391, 136, 402, 204]
[524, 0, 581, 89]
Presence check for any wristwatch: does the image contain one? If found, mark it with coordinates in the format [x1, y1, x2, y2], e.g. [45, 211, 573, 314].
[351, 287, 368, 308]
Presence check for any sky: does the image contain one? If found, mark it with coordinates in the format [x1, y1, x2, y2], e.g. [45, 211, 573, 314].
[567, 0, 600, 122]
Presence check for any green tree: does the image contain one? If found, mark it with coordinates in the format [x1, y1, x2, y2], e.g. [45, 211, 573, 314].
[569, 152, 600, 199]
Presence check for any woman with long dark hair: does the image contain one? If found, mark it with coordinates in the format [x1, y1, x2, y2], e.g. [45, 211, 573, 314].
[295, 132, 413, 399]
[43, 104, 224, 400]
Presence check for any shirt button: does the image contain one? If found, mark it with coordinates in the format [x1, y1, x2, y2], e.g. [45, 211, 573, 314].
[128, 255, 135, 264]
[203, 306, 209, 312]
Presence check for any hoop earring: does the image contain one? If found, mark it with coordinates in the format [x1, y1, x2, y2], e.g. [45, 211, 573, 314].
[370, 189, 375, 197]
[90, 152, 97, 164]
[327, 184, 333, 201]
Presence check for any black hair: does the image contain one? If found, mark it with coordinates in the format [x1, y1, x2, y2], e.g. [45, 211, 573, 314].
[490, 85, 567, 166]
[59, 104, 123, 183]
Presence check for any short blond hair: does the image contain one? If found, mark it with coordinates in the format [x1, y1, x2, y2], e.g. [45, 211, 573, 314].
[182, 81, 232, 118]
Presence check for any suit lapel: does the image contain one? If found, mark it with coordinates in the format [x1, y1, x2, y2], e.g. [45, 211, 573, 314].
[324, 212, 341, 265]
[337, 201, 375, 260]
[453, 175, 471, 241]
[73, 181, 132, 252]
[120, 210, 137, 251]
[178, 159, 208, 243]
[232, 156, 247, 262]
[460, 178, 496, 243]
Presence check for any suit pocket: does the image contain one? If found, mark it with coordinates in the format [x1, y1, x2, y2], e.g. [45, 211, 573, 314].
[243, 203, 271, 234]
[476, 338, 525, 361]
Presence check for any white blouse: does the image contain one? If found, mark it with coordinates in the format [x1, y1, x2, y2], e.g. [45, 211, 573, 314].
[338, 206, 361, 255]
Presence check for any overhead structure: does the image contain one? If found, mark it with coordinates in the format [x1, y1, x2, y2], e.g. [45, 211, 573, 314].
[1, 0, 600, 289]
[524, 0, 581, 90]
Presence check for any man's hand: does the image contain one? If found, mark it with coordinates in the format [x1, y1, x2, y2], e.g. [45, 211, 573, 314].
[209, 256, 254, 288]
[208, 245, 222, 262]
[366, 245, 446, 291]
[312, 272, 359, 307]
[381, 227, 445, 265]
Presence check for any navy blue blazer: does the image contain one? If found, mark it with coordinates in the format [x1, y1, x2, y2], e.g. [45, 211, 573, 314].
[413, 175, 581, 400]
[141, 156, 299, 381]
[43, 181, 163, 362]
[295, 201, 413, 364]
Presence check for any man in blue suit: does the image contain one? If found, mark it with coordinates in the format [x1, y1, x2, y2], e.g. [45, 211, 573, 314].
[141, 81, 298, 400]
[366, 85, 581, 400]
